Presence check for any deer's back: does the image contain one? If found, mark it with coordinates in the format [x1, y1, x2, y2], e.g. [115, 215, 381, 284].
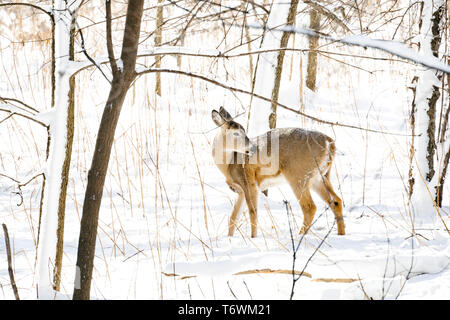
[253, 128, 335, 186]
[222, 128, 335, 192]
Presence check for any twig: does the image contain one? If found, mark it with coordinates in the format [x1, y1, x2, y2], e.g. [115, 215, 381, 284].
[0, 105, 48, 127]
[0, 172, 44, 206]
[105, 0, 118, 75]
[76, 19, 112, 83]
[0, 96, 41, 113]
[227, 280, 238, 299]
[284, 199, 335, 299]
[357, 275, 372, 300]
[0, 173, 20, 184]
[243, 280, 253, 299]
[2, 224, 20, 300]
[0, 3, 54, 22]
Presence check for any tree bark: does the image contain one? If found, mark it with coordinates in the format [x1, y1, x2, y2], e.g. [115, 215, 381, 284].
[35, 0, 77, 298]
[306, 9, 320, 91]
[73, 0, 145, 300]
[410, 0, 445, 224]
[269, 0, 299, 129]
[53, 13, 76, 291]
[435, 6, 450, 207]
[2, 224, 20, 300]
[155, 0, 163, 96]
[408, 76, 418, 199]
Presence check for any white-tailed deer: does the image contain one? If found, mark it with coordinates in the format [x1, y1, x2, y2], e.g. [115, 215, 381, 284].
[211, 107, 345, 238]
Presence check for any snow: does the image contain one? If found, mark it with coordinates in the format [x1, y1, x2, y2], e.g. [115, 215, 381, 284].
[1, 0, 450, 301]
[340, 35, 450, 74]
[409, 0, 446, 228]
[247, 24, 450, 74]
[247, 0, 291, 137]
[35, 0, 78, 299]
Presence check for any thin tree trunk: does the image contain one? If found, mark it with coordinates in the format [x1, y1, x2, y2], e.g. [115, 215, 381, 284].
[411, 0, 445, 224]
[436, 58, 450, 206]
[2, 224, 20, 300]
[73, 0, 145, 300]
[435, 4, 450, 207]
[269, 0, 299, 129]
[36, 0, 76, 298]
[155, 0, 163, 96]
[437, 143, 450, 206]
[306, 9, 320, 91]
[53, 14, 76, 291]
[242, 2, 253, 88]
[408, 76, 418, 199]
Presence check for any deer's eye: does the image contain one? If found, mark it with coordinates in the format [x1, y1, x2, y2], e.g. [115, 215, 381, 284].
[233, 132, 240, 136]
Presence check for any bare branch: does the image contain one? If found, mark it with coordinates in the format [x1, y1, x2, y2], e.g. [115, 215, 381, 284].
[2, 224, 20, 300]
[0, 2, 54, 22]
[136, 67, 415, 137]
[105, 0, 118, 75]
[0, 172, 44, 206]
[241, 24, 450, 74]
[0, 96, 41, 113]
[76, 20, 112, 83]
[0, 104, 48, 127]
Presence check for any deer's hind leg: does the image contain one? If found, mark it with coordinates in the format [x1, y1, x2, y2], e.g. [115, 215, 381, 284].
[298, 189, 317, 234]
[311, 175, 345, 235]
[287, 178, 317, 234]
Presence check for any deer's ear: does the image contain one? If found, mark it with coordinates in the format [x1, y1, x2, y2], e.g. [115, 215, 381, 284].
[219, 107, 232, 121]
[212, 110, 225, 127]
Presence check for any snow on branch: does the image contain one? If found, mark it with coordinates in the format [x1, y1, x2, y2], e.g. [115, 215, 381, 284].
[0, 103, 50, 127]
[244, 24, 450, 74]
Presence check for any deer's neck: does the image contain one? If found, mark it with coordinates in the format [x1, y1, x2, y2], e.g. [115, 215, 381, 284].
[212, 133, 234, 168]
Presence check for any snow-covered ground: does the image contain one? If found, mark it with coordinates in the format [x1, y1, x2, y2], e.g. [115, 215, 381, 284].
[1, 5, 450, 300]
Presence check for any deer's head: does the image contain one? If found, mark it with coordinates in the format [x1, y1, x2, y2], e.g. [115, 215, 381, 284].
[211, 107, 257, 156]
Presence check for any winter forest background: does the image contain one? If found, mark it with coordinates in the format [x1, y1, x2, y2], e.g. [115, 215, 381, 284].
[0, 0, 449, 300]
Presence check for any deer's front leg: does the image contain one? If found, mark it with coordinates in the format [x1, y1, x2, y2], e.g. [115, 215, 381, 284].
[242, 183, 259, 238]
[228, 191, 244, 236]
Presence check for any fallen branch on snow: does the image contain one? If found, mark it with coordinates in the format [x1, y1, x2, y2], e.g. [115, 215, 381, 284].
[162, 269, 359, 283]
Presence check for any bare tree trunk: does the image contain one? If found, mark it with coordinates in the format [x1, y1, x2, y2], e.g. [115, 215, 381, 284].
[435, 4, 450, 207]
[2, 224, 20, 300]
[242, 2, 253, 88]
[73, 0, 145, 300]
[53, 14, 76, 291]
[269, 0, 299, 129]
[0, 1, 75, 296]
[410, 0, 445, 224]
[155, 0, 163, 96]
[306, 9, 320, 91]
[36, 0, 77, 298]
[408, 76, 418, 199]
